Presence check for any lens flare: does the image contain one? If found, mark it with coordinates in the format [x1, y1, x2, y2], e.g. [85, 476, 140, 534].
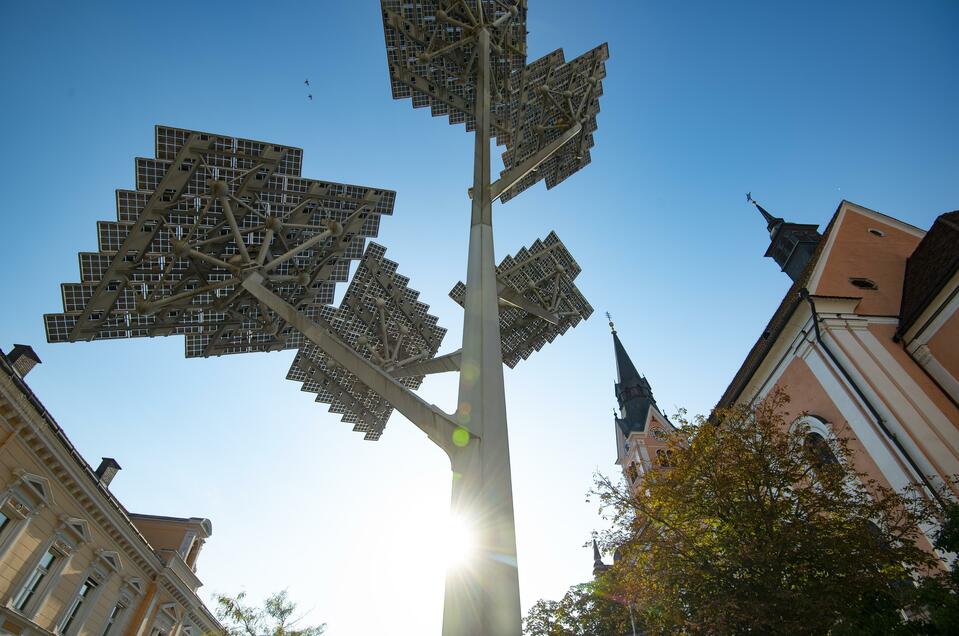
[442, 514, 477, 570]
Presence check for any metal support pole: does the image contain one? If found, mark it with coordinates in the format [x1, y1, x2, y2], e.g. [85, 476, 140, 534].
[442, 26, 522, 636]
[241, 273, 461, 454]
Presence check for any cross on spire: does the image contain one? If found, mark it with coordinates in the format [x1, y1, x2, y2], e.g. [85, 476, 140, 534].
[606, 311, 616, 334]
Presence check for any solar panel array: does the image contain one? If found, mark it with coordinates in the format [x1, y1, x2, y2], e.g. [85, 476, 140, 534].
[287, 243, 447, 440]
[45, 126, 395, 358]
[499, 43, 609, 202]
[449, 231, 592, 367]
[381, 0, 527, 141]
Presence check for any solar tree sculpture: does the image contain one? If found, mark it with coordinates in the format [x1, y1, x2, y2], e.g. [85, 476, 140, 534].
[44, 2, 607, 634]
[380, 2, 606, 633]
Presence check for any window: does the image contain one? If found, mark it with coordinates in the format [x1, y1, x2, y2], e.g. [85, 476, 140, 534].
[849, 277, 878, 290]
[101, 602, 126, 636]
[868, 228, 885, 237]
[12, 548, 57, 611]
[656, 449, 675, 467]
[0, 494, 39, 566]
[60, 577, 98, 633]
[804, 432, 840, 469]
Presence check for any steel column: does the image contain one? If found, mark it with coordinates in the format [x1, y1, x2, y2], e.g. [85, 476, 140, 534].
[442, 26, 522, 636]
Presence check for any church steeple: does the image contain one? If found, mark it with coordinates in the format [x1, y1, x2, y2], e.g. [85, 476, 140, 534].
[608, 316, 660, 436]
[592, 539, 610, 577]
[748, 191, 784, 235]
[747, 193, 823, 282]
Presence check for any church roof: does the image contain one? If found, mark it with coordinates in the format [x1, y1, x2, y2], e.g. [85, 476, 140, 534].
[899, 210, 959, 337]
[610, 321, 661, 435]
[592, 539, 610, 577]
[613, 330, 641, 386]
[748, 193, 784, 235]
[716, 209, 837, 410]
[717, 200, 922, 410]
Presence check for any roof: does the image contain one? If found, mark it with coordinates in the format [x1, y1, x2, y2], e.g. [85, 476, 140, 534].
[898, 210, 959, 338]
[753, 200, 784, 235]
[0, 353, 222, 631]
[8, 344, 41, 365]
[613, 330, 641, 385]
[716, 206, 842, 409]
[613, 329, 661, 434]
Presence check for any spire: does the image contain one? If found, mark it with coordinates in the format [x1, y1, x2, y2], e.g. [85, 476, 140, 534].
[613, 331, 642, 386]
[746, 193, 823, 282]
[592, 539, 610, 577]
[610, 323, 659, 435]
[747, 191, 783, 235]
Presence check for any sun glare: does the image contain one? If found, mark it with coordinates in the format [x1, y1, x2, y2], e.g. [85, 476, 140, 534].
[441, 514, 478, 570]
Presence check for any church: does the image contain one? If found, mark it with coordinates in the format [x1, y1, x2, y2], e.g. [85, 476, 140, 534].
[597, 197, 959, 571]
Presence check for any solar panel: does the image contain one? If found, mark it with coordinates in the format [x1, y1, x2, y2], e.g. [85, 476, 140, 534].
[44, 126, 396, 359]
[499, 43, 609, 202]
[380, 0, 527, 140]
[449, 231, 592, 367]
[287, 243, 447, 440]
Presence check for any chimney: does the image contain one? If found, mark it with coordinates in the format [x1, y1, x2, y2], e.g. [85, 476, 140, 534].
[8, 345, 41, 378]
[95, 458, 122, 487]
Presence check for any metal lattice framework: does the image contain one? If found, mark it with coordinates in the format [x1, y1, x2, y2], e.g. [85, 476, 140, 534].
[286, 243, 446, 440]
[381, 0, 527, 139]
[44, 126, 395, 358]
[498, 44, 609, 202]
[449, 232, 592, 367]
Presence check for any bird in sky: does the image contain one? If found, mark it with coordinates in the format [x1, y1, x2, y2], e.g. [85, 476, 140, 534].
[304, 79, 310, 86]
[308, 94, 313, 100]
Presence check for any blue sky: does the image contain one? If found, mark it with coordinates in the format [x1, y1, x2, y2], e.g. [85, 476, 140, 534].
[1, 1, 957, 634]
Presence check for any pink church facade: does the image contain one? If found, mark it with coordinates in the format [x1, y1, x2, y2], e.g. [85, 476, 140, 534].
[714, 200, 959, 509]
[610, 200, 959, 518]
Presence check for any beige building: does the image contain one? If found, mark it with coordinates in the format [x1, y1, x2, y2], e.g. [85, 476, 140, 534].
[0, 347, 222, 636]
[610, 199, 959, 519]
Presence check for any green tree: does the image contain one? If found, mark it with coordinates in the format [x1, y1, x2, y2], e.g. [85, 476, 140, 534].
[907, 501, 959, 634]
[214, 590, 325, 636]
[523, 582, 635, 635]
[593, 388, 940, 635]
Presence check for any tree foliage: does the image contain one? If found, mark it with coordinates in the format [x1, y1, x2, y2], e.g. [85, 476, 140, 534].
[908, 501, 959, 634]
[523, 582, 635, 635]
[592, 388, 941, 635]
[214, 590, 325, 636]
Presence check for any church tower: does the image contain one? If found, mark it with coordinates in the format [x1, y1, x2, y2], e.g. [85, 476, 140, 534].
[608, 315, 676, 489]
[747, 193, 822, 282]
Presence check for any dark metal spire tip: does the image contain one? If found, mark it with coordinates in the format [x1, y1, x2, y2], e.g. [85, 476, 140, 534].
[746, 192, 784, 233]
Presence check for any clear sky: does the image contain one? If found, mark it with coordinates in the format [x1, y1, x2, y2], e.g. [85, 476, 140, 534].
[1, 1, 957, 634]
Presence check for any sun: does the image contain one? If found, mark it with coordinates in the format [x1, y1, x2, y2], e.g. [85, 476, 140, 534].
[440, 514, 478, 570]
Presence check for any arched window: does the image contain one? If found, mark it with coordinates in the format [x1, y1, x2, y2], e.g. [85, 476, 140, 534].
[656, 449, 674, 468]
[804, 432, 840, 468]
[791, 415, 841, 469]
